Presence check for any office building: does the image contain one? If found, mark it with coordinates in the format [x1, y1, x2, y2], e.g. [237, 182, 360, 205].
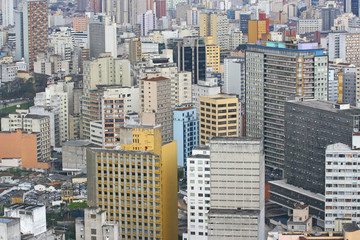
[183, 145, 210, 240]
[62, 140, 93, 173]
[248, 20, 268, 44]
[285, 99, 360, 194]
[173, 37, 206, 84]
[192, 80, 221, 114]
[0, 130, 50, 169]
[89, 15, 117, 58]
[173, 106, 199, 167]
[15, 0, 48, 69]
[246, 41, 328, 172]
[156, 0, 166, 19]
[240, 12, 251, 34]
[90, 0, 101, 13]
[205, 37, 220, 73]
[325, 134, 360, 231]
[199, 13, 229, 49]
[297, 19, 322, 34]
[76, 207, 118, 240]
[1, 0, 14, 27]
[322, 5, 340, 31]
[4, 204, 46, 236]
[199, 94, 238, 145]
[223, 57, 245, 100]
[139, 75, 173, 144]
[207, 137, 265, 240]
[87, 137, 178, 239]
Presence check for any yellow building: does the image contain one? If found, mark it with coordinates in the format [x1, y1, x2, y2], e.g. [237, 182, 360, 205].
[248, 20, 267, 44]
[199, 94, 239, 145]
[200, 13, 229, 50]
[87, 125, 178, 240]
[205, 36, 220, 73]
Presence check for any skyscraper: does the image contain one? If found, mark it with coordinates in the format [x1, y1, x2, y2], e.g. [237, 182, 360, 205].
[137, 10, 156, 36]
[90, 0, 101, 14]
[173, 37, 206, 84]
[246, 41, 328, 173]
[89, 15, 117, 58]
[223, 57, 245, 100]
[87, 129, 178, 239]
[15, 0, 48, 70]
[284, 99, 360, 194]
[199, 12, 229, 50]
[155, 0, 166, 19]
[207, 137, 265, 240]
[1, 0, 14, 27]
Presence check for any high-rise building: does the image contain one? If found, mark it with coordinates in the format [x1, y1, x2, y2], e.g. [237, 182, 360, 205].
[199, 94, 239, 145]
[77, 0, 87, 11]
[207, 137, 265, 240]
[205, 37, 220, 73]
[129, 38, 142, 64]
[90, 0, 101, 13]
[156, 0, 166, 19]
[1, 110, 51, 163]
[137, 11, 156, 36]
[173, 106, 199, 168]
[89, 15, 117, 58]
[73, 15, 88, 32]
[321, 5, 340, 31]
[183, 145, 211, 240]
[0, 129, 50, 169]
[199, 13, 229, 50]
[246, 41, 328, 173]
[1, 0, 14, 27]
[285, 99, 360, 194]
[192, 79, 221, 115]
[223, 57, 245, 100]
[87, 130, 178, 239]
[325, 135, 360, 231]
[239, 12, 251, 34]
[248, 20, 268, 44]
[173, 37, 206, 84]
[15, 0, 48, 70]
[139, 75, 173, 144]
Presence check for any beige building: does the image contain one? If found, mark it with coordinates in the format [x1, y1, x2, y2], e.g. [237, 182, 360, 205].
[199, 94, 238, 145]
[83, 53, 131, 95]
[139, 75, 173, 144]
[1, 110, 51, 161]
[129, 38, 142, 64]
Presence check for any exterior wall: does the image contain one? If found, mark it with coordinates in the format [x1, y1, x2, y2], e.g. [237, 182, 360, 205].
[4, 205, 46, 236]
[185, 146, 211, 240]
[325, 143, 360, 231]
[73, 15, 88, 32]
[62, 140, 89, 172]
[285, 100, 360, 194]
[199, 95, 238, 145]
[192, 83, 221, 114]
[223, 57, 245, 100]
[0, 218, 21, 240]
[0, 130, 50, 169]
[173, 107, 199, 167]
[297, 19, 322, 34]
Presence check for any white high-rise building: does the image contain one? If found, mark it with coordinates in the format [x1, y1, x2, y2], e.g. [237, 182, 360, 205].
[325, 134, 360, 231]
[223, 57, 245, 100]
[2, 0, 14, 27]
[183, 145, 211, 240]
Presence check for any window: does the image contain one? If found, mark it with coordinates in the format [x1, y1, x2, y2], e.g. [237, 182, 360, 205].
[91, 229, 97, 234]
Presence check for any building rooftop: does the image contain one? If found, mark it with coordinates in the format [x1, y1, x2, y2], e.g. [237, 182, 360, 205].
[141, 76, 169, 82]
[326, 143, 353, 152]
[6, 203, 44, 210]
[208, 208, 260, 216]
[269, 179, 325, 202]
[342, 222, 360, 232]
[89, 148, 158, 156]
[210, 136, 262, 142]
[201, 94, 237, 100]
[0, 217, 19, 224]
[174, 106, 194, 111]
[287, 99, 360, 116]
[63, 140, 91, 147]
[24, 114, 48, 119]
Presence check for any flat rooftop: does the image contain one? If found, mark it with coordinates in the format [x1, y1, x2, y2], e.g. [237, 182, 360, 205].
[287, 99, 360, 116]
[208, 208, 260, 216]
[0, 217, 19, 224]
[6, 203, 44, 210]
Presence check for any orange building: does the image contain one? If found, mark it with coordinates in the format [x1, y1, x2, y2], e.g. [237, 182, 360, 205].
[73, 15, 88, 32]
[0, 130, 50, 169]
[248, 20, 268, 44]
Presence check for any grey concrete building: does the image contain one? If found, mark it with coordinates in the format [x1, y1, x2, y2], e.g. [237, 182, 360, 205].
[62, 140, 96, 173]
[0, 217, 21, 240]
[284, 99, 360, 194]
[208, 137, 265, 240]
